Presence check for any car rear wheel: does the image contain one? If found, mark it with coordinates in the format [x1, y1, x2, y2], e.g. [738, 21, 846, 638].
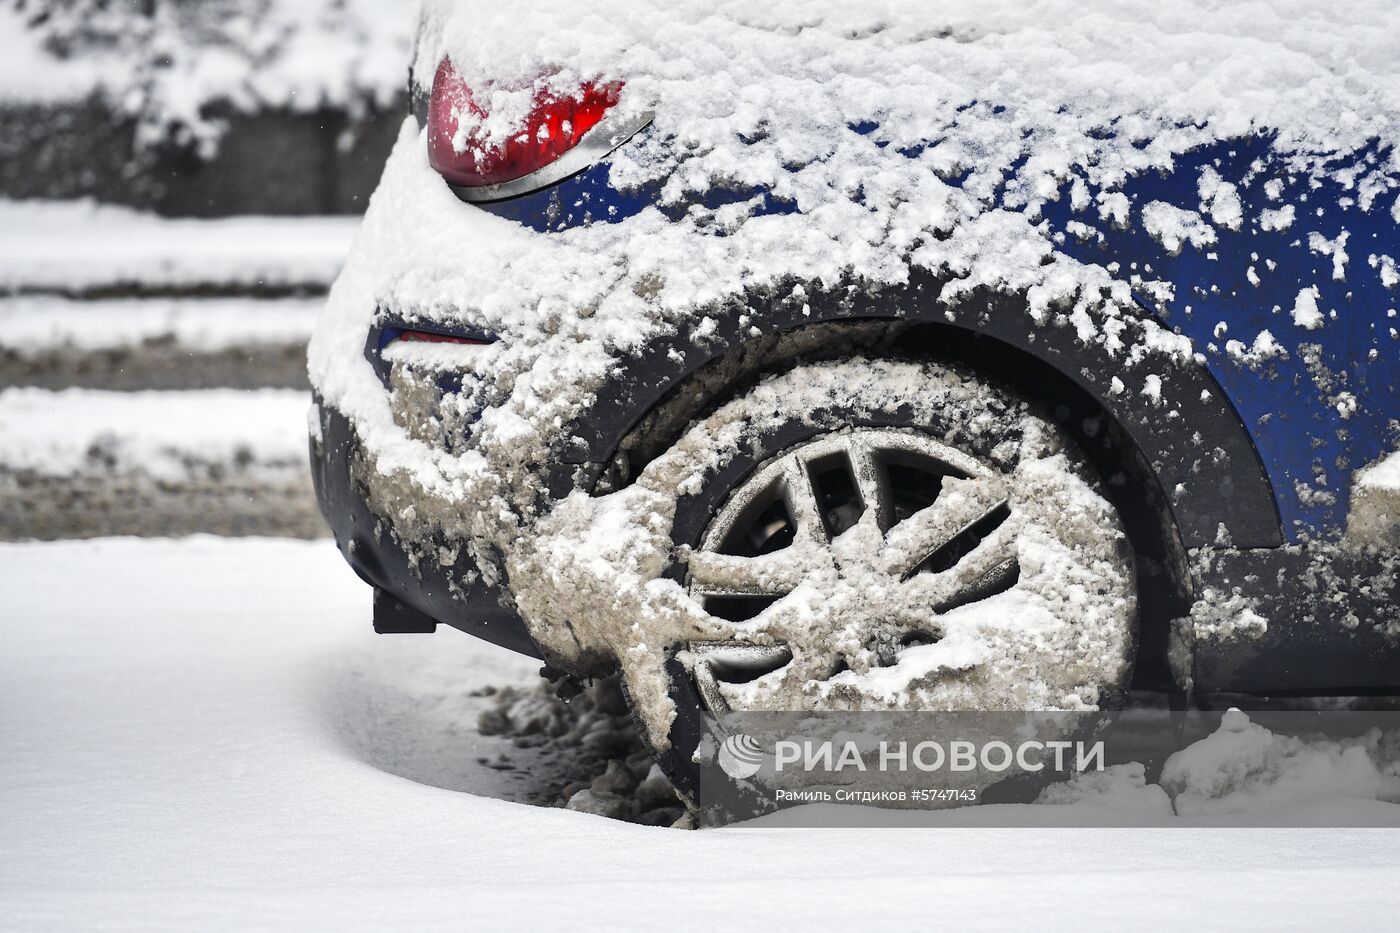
[641, 358, 1138, 816]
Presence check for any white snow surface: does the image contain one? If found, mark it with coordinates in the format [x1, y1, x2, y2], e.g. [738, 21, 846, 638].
[0, 200, 355, 294]
[0, 387, 309, 479]
[1162, 709, 1400, 816]
[0, 1, 415, 150]
[1359, 449, 1400, 492]
[5, 537, 1400, 931]
[1141, 202, 1218, 254]
[0, 296, 319, 354]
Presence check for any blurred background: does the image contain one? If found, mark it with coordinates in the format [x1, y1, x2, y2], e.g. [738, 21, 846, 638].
[0, 0, 419, 540]
[2, 0, 413, 213]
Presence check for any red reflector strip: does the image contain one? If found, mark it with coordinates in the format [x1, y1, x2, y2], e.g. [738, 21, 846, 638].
[395, 330, 493, 345]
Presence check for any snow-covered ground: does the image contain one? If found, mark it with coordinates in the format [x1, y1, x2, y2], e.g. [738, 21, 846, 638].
[0, 296, 318, 390]
[0, 201, 336, 390]
[0, 387, 308, 479]
[0, 200, 355, 295]
[4, 536, 1400, 931]
[0, 389, 319, 538]
[0, 296, 320, 356]
[0, 201, 341, 537]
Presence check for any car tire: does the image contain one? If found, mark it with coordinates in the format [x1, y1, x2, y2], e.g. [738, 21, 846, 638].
[635, 357, 1138, 821]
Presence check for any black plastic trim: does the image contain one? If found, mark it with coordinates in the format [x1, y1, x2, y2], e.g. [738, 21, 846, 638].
[558, 277, 1283, 550]
[309, 394, 541, 658]
[1188, 546, 1400, 693]
[373, 588, 439, 634]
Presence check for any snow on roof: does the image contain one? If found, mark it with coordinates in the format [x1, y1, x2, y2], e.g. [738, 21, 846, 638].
[421, 0, 1400, 187]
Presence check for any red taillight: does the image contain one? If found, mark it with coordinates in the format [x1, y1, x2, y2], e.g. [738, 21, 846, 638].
[427, 58, 621, 189]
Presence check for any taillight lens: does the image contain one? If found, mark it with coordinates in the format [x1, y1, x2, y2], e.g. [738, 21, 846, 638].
[427, 58, 621, 189]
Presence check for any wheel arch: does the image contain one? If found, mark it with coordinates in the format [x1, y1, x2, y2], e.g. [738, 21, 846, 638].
[565, 276, 1282, 552]
[556, 279, 1288, 691]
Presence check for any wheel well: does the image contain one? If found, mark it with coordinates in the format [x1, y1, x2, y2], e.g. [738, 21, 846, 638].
[601, 318, 1191, 692]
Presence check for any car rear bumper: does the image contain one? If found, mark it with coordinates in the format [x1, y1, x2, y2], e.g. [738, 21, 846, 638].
[307, 394, 541, 658]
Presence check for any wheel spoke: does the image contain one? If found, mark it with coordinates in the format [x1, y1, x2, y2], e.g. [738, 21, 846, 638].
[684, 641, 794, 713]
[780, 458, 828, 545]
[847, 436, 894, 532]
[934, 555, 1020, 614]
[902, 520, 1020, 611]
[879, 476, 1009, 578]
[718, 645, 831, 710]
[687, 548, 805, 598]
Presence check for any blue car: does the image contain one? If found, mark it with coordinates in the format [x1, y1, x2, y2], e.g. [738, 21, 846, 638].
[308, 3, 1398, 801]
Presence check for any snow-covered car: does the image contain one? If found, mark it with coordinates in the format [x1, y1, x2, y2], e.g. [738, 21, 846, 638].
[308, 2, 1399, 803]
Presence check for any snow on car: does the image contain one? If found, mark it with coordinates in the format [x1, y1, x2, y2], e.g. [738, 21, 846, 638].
[305, 0, 1400, 814]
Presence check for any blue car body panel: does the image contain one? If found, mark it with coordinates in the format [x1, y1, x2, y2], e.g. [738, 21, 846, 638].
[482, 132, 1398, 543]
[1042, 138, 1398, 542]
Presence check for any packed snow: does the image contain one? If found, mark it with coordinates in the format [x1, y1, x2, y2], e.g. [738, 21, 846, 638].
[1350, 448, 1400, 543]
[1360, 450, 1400, 493]
[0, 200, 356, 294]
[1223, 329, 1287, 368]
[1291, 286, 1326, 330]
[0, 387, 308, 480]
[1142, 202, 1218, 254]
[4, 537, 1400, 931]
[0, 296, 319, 355]
[1161, 709, 1400, 816]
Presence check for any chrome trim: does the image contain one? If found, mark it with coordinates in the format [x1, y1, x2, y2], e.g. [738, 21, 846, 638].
[449, 109, 654, 204]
